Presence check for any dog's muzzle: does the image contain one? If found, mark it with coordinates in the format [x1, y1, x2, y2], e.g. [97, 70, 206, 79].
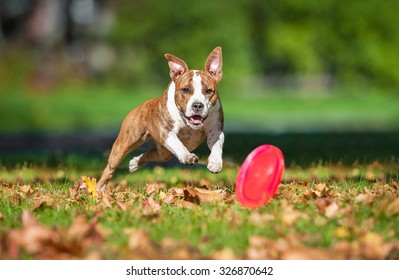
[186, 101, 207, 126]
[179, 100, 209, 127]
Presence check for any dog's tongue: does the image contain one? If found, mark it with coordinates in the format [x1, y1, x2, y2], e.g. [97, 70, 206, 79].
[189, 115, 203, 125]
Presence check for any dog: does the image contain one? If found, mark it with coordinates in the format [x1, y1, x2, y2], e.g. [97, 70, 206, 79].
[97, 47, 224, 190]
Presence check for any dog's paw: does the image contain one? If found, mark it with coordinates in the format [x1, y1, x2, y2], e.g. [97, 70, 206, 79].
[100, 184, 107, 191]
[180, 153, 198, 165]
[129, 156, 142, 172]
[207, 156, 223, 173]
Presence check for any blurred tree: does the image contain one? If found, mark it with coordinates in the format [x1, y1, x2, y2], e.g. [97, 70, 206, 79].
[244, 0, 399, 88]
[1, 0, 399, 90]
[110, 0, 253, 88]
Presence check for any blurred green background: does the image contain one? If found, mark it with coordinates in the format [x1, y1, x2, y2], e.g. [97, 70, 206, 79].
[0, 0, 398, 164]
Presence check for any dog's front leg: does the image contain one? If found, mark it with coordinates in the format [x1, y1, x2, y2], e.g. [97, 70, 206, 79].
[163, 132, 199, 165]
[206, 129, 224, 173]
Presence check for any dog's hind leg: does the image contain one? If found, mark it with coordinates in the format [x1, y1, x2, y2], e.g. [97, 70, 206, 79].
[97, 136, 144, 190]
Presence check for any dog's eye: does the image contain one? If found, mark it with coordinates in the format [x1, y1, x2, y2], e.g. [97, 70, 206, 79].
[205, 89, 213, 94]
[181, 87, 190, 94]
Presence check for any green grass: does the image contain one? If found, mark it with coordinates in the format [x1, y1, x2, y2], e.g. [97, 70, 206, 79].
[1, 85, 399, 133]
[1, 158, 399, 259]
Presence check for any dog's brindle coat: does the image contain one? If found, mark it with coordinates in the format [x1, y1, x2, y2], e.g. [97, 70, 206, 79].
[97, 47, 224, 190]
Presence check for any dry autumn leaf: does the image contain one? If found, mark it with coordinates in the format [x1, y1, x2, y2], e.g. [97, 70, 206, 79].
[334, 226, 351, 239]
[360, 231, 387, 259]
[211, 248, 240, 260]
[175, 200, 198, 210]
[386, 198, 399, 216]
[124, 228, 159, 258]
[19, 185, 33, 194]
[183, 186, 226, 204]
[324, 201, 340, 218]
[142, 194, 162, 216]
[5, 210, 105, 259]
[281, 246, 332, 260]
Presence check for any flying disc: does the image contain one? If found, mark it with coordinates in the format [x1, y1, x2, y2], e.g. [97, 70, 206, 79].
[235, 144, 285, 208]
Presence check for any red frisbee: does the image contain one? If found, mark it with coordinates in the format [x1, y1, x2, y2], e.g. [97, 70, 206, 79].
[235, 144, 285, 208]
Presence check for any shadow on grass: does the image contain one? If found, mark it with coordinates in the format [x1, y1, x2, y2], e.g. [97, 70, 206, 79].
[0, 131, 398, 169]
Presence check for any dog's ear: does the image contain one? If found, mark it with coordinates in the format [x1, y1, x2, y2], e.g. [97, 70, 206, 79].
[205, 47, 223, 83]
[164, 54, 188, 81]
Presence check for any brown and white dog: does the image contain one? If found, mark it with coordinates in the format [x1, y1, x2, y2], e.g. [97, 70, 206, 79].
[97, 47, 224, 190]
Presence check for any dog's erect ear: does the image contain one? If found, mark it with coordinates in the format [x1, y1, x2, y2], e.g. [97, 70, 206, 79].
[205, 47, 223, 83]
[164, 54, 188, 81]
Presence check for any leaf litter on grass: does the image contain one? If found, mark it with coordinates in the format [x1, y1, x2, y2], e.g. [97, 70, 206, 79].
[1, 162, 399, 259]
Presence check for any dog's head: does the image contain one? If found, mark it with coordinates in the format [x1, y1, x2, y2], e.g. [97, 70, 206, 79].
[165, 47, 223, 129]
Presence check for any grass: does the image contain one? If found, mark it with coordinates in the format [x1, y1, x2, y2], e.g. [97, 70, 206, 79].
[1, 84, 399, 133]
[1, 153, 399, 259]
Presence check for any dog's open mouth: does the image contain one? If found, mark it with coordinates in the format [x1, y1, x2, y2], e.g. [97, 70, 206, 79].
[187, 115, 205, 126]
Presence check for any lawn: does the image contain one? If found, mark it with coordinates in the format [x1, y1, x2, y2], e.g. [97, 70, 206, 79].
[1, 85, 399, 133]
[0, 131, 398, 259]
[0, 85, 398, 259]
[0, 157, 398, 259]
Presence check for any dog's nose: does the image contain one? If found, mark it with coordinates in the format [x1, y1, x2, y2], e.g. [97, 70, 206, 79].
[192, 102, 204, 113]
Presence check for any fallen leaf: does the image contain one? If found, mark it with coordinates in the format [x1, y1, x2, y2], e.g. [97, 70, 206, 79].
[281, 247, 332, 260]
[159, 190, 167, 200]
[246, 236, 274, 259]
[365, 170, 376, 181]
[142, 194, 161, 215]
[145, 183, 157, 194]
[183, 186, 225, 204]
[8, 210, 57, 256]
[1, 182, 15, 188]
[211, 248, 240, 260]
[360, 231, 387, 259]
[101, 193, 113, 208]
[160, 237, 200, 259]
[81, 176, 98, 197]
[386, 198, 399, 216]
[325, 201, 340, 218]
[199, 178, 211, 188]
[116, 201, 127, 211]
[224, 193, 236, 204]
[314, 198, 337, 217]
[32, 196, 54, 210]
[315, 183, 326, 192]
[194, 187, 226, 203]
[333, 240, 360, 259]
[68, 214, 90, 240]
[168, 188, 185, 198]
[125, 228, 158, 258]
[175, 200, 197, 210]
[163, 195, 175, 204]
[248, 211, 275, 226]
[118, 179, 128, 188]
[183, 187, 200, 204]
[281, 206, 303, 226]
[146, 183, 167, 194]
[355, 193, 372, 203]
[334, 227, 351, 239]
[19, 185, 32, 194]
